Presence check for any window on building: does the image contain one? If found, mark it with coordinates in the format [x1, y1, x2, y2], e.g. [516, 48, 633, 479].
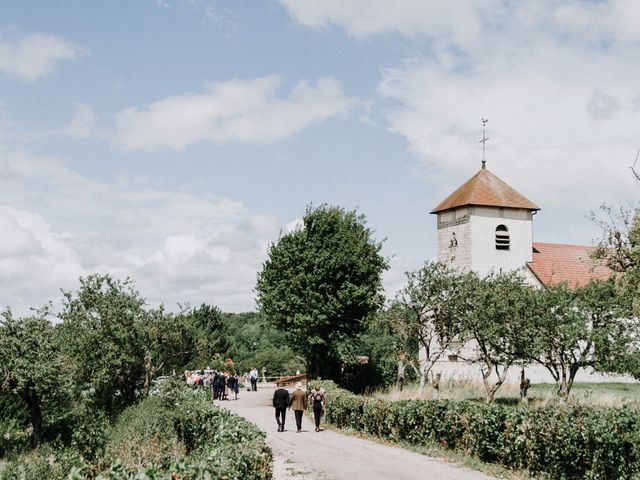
[495, 224, 510, 250]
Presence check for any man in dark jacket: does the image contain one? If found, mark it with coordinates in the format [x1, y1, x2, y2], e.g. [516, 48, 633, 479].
[272, 386, 290, 432]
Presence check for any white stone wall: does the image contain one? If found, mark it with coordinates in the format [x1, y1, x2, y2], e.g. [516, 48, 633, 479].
[436, 206, 534, 276]
[468, 207, 533, 276]
[429, 360, 636, 384]
[436, 223, 472, 271]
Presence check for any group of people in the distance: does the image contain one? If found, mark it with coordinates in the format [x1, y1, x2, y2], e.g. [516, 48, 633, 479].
[272, 382, 326, 433]
[184, 369, 241, 400]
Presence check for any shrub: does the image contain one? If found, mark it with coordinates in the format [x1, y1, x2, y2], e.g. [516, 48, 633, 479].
[314, 380, 640, 479]
[90, 384, 272, 480]
[103, 396, 183, 471]
[0, 444, 82, 480]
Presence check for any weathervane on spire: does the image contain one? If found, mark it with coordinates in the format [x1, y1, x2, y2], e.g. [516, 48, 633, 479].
[479, 118, 489, 169]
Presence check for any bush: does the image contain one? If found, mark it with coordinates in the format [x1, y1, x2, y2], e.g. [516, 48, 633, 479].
[314, 380, 640, 479]
[0, 444, 82, 480]
[88, 383, 272, 480]
[103, 396, 183, 471]
[0, 418, 30, 457]
[173, 388, 272, 479]
[70, 399, 111, 461]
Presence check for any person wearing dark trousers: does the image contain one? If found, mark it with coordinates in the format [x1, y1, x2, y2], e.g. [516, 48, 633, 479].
[288, 382, 307, 432]
[212, 372, 221, 400]
[272, 386, 290, 432]
[250, 367, 258, 391]
[309, 384, 325, 432]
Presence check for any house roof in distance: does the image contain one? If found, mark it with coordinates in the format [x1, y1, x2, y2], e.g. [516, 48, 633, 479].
[527, 242, 614, 289]
[431, 168, 539, 214]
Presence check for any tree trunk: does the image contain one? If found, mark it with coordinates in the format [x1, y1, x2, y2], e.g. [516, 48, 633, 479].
[24, 392, 43, 448]
[481, 363, 509, 404]
[144, 350, 152, 396]
[415, 360, 435, 396]
[519, 368, 531, 404]
[557, 381, 569, 402]
[557, 366, 578, 402]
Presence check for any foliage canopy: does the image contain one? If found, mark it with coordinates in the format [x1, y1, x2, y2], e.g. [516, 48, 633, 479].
[256, 204, 388, 379]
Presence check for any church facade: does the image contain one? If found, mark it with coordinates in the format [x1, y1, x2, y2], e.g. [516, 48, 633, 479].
[420, 165, 621, 384]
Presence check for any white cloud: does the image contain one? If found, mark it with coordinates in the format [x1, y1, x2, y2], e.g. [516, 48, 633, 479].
[303, 1, 636, 212]
[113, 75, 357, 151]
[279, 0, 501, 46]
[64, 103, 97, 138]
[0, 33, 82, 82]
[280, 0, 640, 49]
[553, 0, 640, 45]
[377, 48, 640, 209]
[0, 149, 289, 315]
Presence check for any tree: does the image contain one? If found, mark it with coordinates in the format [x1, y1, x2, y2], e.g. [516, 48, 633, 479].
[593, 205, 640, 313]
[590, 156, 640, 378]
[57, 274, 148, 414]
[0, 308, 69, 447]
[458, 272, 535, 404]
[389, 262, 466, 394]
[526, 279, 632, 400]
[188, 304, 230, 366]
[256, 205, 388, 380]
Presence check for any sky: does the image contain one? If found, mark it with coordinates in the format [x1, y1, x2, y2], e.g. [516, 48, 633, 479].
[1, 0, 639, 315]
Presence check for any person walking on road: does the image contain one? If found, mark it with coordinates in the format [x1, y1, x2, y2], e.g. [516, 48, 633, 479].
[310, 384, 325, 432]
[272, 385, 290, 432]
[250, 367, 258, 391]
[288, 382, 307, 432]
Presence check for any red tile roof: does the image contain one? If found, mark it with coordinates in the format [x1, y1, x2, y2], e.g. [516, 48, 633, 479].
[431, 168, 539, 214]
[527, 242, 614, 289]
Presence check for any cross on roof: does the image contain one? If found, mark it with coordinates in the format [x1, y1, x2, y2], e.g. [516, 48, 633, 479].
[479, 118, 489, 169]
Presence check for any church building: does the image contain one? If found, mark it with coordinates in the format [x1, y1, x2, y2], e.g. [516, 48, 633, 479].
[424, 162, 617, 383]
[431, 163, 612, 288]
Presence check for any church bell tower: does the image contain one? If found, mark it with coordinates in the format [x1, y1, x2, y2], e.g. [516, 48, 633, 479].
[431, 167, 539, 276]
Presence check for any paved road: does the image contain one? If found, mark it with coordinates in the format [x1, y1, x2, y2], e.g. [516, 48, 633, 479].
[220, 384, 496, 480]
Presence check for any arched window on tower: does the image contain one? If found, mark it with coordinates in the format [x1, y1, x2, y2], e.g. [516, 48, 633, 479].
[495, 224, 510, 250]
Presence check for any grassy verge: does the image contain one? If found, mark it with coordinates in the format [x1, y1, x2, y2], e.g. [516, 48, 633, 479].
[376, 380, 640, 407]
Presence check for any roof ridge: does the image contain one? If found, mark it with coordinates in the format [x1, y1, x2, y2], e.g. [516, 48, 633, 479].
[533, 242, 597, 249]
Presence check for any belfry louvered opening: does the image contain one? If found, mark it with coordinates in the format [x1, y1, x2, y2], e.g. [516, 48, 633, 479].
[495, 224, 510, 250]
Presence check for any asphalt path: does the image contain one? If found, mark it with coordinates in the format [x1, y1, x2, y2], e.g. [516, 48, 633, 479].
[219, 383, 497, 480]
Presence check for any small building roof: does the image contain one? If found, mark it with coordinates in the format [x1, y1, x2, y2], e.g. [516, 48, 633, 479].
[431, 168, 539, 214]
[527, 242, 614, 289]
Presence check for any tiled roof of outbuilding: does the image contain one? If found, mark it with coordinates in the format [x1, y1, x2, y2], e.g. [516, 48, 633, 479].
[431, 168, 539, 213]
[527, 242, 614, 289]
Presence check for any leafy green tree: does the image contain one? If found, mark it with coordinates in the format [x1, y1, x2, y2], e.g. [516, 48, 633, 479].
[0, 308, 69, 447]
[57, 274, 148, 414]
[526, 279, 633, 400]
[458, 272, 535, 404]
[256, 205, 388, 380]
[389, 261, 467, 393]
[143, 307, 195, 380]
[188, 304, 230, 366]
[593, 205, 640, 312]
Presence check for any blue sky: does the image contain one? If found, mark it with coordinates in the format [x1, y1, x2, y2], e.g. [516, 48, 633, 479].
[1, 0, 639, 314]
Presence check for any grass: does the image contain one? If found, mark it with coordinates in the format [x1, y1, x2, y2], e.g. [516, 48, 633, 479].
[375, 379, 640, 407]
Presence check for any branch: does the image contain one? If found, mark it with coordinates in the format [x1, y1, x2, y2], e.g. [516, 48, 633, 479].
[632, 149, 640, 183]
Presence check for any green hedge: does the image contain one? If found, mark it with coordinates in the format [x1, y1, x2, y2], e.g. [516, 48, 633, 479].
[1, 380, 272, 480]
[82, 384, 272, 480]
[315, 381, 640, 479]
